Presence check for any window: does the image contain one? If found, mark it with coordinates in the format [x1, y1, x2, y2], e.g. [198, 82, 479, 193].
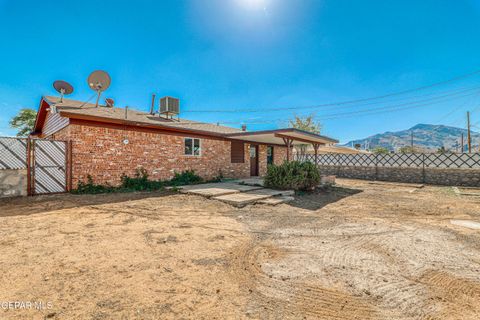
[185, 138, 201, 156]
[250, 146, 257, 158]
[231, 141, 245, 163]
[267, 146, 274, 165]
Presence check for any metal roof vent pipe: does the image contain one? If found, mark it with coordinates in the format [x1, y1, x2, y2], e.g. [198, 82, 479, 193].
[241, 124, 247, 132]
[150, 94, 156, 115]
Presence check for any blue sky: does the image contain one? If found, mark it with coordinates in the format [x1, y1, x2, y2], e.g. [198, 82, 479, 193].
[1, 0, 480, 142]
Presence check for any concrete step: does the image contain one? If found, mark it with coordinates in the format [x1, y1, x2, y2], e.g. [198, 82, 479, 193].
[213, 193, 272, 207]
[245, 188, 295, 197]
[213, 188, 295, 207]
[235, 178, 264, 187]
[179, 183, 263, 198]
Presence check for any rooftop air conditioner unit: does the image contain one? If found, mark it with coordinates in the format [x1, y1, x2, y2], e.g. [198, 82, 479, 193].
[159, 96, 180, 118]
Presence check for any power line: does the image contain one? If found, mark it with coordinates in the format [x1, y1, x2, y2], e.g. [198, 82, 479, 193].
[298, 84, 480, 113]
[183, 69, 480, 113]
[445, 99, 480, 126]
[309, 89, 479, 120]
[214, 90, 479, 125]
[436, 89, 480, 122]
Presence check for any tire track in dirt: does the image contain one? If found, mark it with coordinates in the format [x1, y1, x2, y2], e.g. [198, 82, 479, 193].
[229, 241, 377, 319]
[300, 230, 432, 318]
[418, 270, 480, 320]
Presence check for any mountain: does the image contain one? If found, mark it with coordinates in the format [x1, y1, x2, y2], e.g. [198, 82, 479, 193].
[344, 124, 480, 152]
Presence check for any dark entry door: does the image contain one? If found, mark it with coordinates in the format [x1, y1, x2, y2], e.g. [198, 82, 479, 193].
[250, 145, 259, 176]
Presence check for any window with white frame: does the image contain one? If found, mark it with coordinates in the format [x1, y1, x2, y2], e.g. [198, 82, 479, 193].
[184, 138, 201, 156]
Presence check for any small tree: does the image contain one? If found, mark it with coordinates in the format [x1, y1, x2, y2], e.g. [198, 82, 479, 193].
[398, 146, 416, 154]
[437, 146, 451, 154]
[288, 114, 322, 157]
[9, 108, 37, 137]
[372, 147, 390, 154]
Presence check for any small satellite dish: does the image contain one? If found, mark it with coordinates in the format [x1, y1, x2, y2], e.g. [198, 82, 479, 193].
[105, 98, 114, 108]
[53, 80, 74, 102]
[87, 70, 111, 107]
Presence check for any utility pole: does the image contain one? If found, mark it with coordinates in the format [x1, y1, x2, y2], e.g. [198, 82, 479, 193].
[467, 111, 472, 153]
[461, 133, 464, 153]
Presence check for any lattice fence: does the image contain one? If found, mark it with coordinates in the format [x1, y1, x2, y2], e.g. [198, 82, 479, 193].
[0, 136, 69, 195]
[0, 137, 28, 169]
[295, 152, 480, 169]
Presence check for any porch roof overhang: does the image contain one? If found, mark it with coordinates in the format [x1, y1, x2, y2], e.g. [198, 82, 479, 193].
[225, 128, 338, 146]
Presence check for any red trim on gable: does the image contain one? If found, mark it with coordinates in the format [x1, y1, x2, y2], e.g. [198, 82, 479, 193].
[32, 98, 51, 136]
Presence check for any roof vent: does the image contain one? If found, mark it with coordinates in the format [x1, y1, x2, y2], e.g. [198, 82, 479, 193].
[105, 98, 114, 107]
[150, 94, 156, 115]
[159, 96, 179, 118]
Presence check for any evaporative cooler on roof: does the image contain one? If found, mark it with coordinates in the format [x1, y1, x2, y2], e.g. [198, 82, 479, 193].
[160, 96, 180, 118]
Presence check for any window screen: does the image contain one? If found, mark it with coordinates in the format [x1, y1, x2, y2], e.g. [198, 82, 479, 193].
[231, 141, 245, 163]
[185, 138, 201, 156]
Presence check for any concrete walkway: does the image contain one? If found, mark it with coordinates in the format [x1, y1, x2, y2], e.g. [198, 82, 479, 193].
[178, 180, 294, 207]
[180, 183, 263, 197]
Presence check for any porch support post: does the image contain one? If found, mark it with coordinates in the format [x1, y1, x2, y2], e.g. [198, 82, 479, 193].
[282, 137, 293, 162]
[313, 143, 320, 166]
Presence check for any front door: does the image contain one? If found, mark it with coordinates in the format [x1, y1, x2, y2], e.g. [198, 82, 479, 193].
[250, 145, 259, 176]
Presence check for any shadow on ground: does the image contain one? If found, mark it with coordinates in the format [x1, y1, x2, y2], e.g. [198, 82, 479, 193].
[289, 186, 363, 211]
[0, 191, 174, 218]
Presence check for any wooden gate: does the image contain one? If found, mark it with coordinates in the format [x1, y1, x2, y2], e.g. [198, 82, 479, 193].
[30, 139, 68, 194]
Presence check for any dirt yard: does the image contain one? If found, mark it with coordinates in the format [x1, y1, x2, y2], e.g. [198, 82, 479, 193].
[1, 179, 479, 320]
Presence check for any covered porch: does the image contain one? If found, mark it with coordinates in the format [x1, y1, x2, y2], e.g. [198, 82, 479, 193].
[226, 128, 339, 163]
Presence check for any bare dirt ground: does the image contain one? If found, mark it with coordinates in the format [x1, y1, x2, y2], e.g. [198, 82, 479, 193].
[1, 179, 480, 320]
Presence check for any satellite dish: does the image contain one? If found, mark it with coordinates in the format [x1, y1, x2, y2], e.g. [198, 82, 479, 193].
[53, 80, 74, 102]
[87, 70, 111, 107]
[105, 98, 114, 108]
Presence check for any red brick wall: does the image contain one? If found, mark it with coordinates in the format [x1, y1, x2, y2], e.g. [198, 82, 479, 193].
[273, 146, 287, 166]
[258, 145, 288, 176]
[53, 123, 292, 187]
[258, 145, 267, 176]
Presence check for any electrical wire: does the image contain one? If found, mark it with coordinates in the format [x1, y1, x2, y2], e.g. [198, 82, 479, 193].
[209, 89, 480, 125]
[183, 69, 480, 113]
[445, 98, 480, 127]
[436, 89, 480, 122]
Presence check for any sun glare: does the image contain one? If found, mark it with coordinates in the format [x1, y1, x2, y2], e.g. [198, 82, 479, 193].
[236, 0, 268, 11]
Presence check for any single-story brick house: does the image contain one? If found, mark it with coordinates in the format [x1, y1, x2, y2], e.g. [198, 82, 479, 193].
[32, 96, 338, 188]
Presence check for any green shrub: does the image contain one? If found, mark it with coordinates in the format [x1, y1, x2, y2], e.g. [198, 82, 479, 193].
[169, 170, 203, 186]
[73, 168, 164, 194]
[73, 175, 115, 194]
[206, 170, 224, 183]
[73, 169, 206, 194]
[264, 161, 321, 191]
[120, 168, 164, 191]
